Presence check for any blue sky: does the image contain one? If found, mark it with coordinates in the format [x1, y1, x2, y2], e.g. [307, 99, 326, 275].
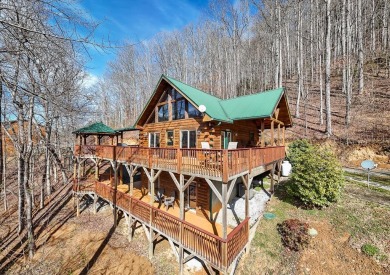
[80, 0, 209, 79]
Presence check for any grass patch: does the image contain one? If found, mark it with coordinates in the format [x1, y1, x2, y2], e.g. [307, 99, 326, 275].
[361, 243, 380, 257]
[344, 171, 390, 187]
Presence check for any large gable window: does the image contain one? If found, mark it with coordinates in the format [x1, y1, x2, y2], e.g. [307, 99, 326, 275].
[151, 87, 202, 123]
[158, 104, 169, 122]
[173, 100, 185, 120]
[187, 102, 202, 118]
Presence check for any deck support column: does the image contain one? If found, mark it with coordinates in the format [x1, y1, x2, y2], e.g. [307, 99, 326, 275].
[270, 162, 276, 193]
[178, 174, 185, 274]
[119, 163, 123, 185]
[149, 169, 155, 259]
[76, 195, 80, 217]
[129, 165, 134, 195]
[149, 226, 154, 259]
[82, 159, 86, 177]
[222, 183, 227, 239]
[93, 193, 98, 214]
[111, 160, 119, 228]
[244, 174, 253, 218]
[95, 159, 100, 180]
[128, 217, 134, 241]
[261, 120, 265, 147]
[271, 120, 275, 146]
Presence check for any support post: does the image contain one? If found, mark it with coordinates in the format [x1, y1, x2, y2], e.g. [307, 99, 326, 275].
[113, 160, 118, 227]
[271, 120, 275, 146]
[222, 150, 229, 183]
[278, 123, 281, 146]
[128, 217, 133, 241]
[179, 246, 184, 275]
[95, 159, 99, 180]
[149, 225, 154, 259]
[119, 163, 123, 185]
[222, 182, 227, 239]
[261, 120, 265, 147]
[93, 194, 97, 214]
[130, 166, 134, 196]
[76, 195, 80, 217]
[270, 163, 276, 193]
[282, 126, 285, 145]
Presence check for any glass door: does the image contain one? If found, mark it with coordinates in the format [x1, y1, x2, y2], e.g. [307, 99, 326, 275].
[186, 182, 197, 210]
[222, 131, 231, 149]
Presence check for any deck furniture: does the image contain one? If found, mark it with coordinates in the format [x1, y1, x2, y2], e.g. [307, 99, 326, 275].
[164, 191, 175, 211]
[228, 142, 238, 149]
[201, 142, 210, 149]
[154, 188, 164, 203]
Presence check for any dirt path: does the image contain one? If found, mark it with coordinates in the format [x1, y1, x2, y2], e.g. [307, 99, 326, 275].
[299, 221, 386, 275]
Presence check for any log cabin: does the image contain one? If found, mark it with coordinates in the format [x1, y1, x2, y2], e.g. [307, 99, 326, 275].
[73, 74, 292, 274]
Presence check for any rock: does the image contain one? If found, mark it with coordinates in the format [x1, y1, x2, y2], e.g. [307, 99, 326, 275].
[308, 228, 318, 237]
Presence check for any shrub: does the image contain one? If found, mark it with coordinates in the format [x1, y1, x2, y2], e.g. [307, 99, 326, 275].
[277, 219, 310, 251]
[286, 140, 345, 207]
[361, 243, 380, 257]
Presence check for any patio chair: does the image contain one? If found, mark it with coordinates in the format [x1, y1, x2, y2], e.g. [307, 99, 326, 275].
[164, 191, 176, 211]
[201, 142, 210, 149]
[154, 188, 164, 203]
[228, 142, 238, 149]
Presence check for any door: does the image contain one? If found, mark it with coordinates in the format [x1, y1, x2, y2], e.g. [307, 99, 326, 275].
[186, 182, 197, 210]
[222, 131, 231, 149]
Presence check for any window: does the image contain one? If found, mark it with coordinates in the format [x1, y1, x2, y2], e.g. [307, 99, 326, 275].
[187, 102, 202, 118]
[181, 130, 196, 148]
[173, 100, 185, 120]
[249, 132, 254, 142]
[166, 130, 174, 146]
[171, 89, 183, 100]
[149, 132, 160, 147]
[158, 104, 169, 122]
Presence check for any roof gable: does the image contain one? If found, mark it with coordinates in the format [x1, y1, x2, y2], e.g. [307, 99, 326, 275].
[165, 76, 231, 122]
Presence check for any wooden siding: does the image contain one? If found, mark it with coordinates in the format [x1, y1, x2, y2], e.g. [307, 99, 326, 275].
[140, 117, 263, 150]
[196, 178, 210, 218]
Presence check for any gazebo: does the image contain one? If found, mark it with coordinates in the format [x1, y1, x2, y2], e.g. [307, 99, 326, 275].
[72, 122, 120, 146]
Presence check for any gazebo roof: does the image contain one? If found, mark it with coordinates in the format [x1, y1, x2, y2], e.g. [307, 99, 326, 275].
[72, 122, 117, 135]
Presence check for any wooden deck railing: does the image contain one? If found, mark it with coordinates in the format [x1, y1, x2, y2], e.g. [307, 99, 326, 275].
[75, 145, 285, 180]
[74, 181, 249, 269]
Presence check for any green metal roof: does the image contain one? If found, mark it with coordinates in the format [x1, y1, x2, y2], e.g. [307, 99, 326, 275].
[73, 122, 116, 134]
[165, 76, 232, 122]
[116, 126, 138, 132]
[135, 74, 287, 126]
[220, 88, 284, 120]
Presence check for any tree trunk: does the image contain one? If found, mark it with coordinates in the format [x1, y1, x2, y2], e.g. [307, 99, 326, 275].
[325, 0, 332, 136]
[357, 0, 364, 93]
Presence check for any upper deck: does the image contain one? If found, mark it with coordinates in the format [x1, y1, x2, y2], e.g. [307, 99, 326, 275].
[75, 145, 285, 181]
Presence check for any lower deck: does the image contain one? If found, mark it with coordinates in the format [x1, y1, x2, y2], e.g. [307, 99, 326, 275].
[74, 179, 248, 272]
[98, 180, 232, 236]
